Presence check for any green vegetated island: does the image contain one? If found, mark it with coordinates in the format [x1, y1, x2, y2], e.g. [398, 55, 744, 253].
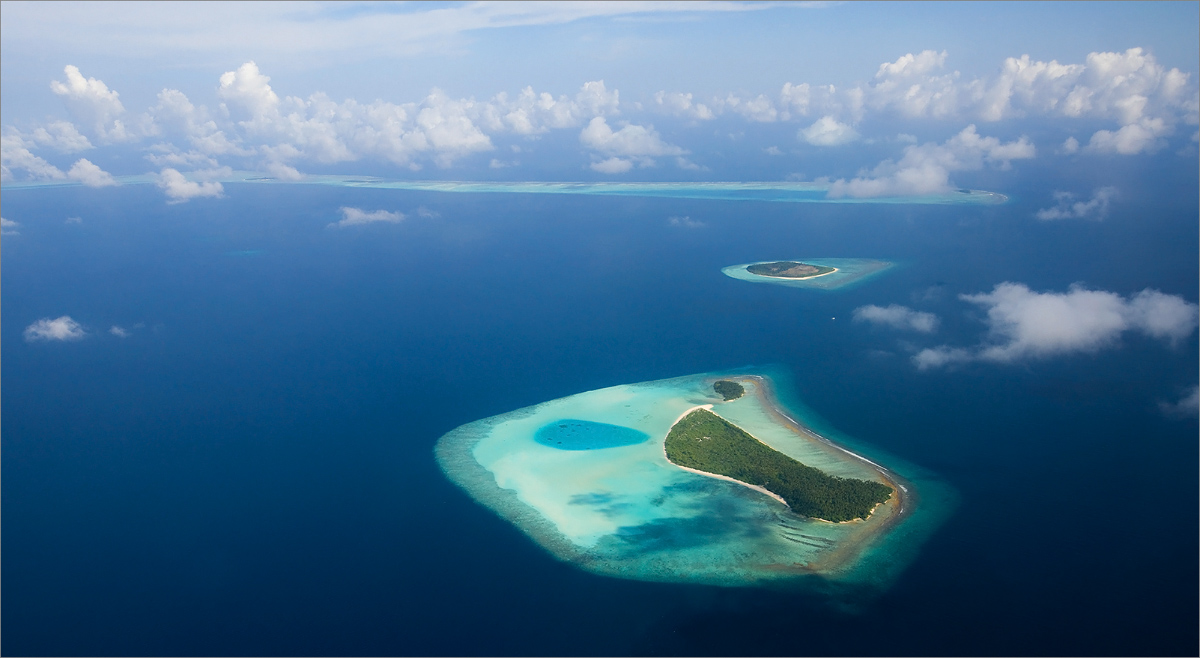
[666, 384, 893, 523]
[746, 261, 837, 279]
[713, 379, 745, 401]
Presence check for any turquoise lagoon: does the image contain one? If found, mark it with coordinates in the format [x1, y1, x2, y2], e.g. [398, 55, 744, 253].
[2, 173, 1007, 205]
[723, 258, 894, 291]
[435, 370, 953, 589]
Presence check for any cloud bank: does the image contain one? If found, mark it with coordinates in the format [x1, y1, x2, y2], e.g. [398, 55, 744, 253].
[2, 46, 1195, 200]
[716, 47, 1197, 156]
[914, 283, 1199, 369]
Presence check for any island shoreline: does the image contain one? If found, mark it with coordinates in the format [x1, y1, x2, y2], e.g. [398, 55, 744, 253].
[661, 404, 790, 507]
[739, 374, 914, 572]
[753, 267, 840, 280]
[662, 389, 906, 526]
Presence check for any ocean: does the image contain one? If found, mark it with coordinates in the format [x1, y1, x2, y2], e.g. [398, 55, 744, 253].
[2, 154, 1197, 655]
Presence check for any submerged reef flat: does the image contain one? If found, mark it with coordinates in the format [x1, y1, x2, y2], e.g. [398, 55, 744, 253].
[724, 258, 893, 291]
[435, 371, 951, 588]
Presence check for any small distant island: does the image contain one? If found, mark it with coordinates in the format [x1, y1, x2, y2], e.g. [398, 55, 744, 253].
[665, 408, 892, 522]
[713, 380, 744, 401]
[746, 261, 837, 279]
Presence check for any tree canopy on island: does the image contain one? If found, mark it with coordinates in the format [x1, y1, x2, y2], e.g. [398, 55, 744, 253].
[714, 380, 744, 401]
[747, 261, 836, 278]
[665, 409, 892, 522]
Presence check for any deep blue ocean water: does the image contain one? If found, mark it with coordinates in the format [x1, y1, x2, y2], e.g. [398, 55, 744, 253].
[3, 155, 1197, 655]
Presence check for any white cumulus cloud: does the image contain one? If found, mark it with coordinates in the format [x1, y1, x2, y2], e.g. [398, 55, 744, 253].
[2, 217, 20, 235]
[913, 283, 1199, 369]
[911, 346, 973, 370]
[150, 88, 250, 157]
[799, 116, 859, 146]
[579, 117, 686, 172]
[867, 50, 962, 120]
[829, 125, 1034, 198]
[30, 121, 93, 152]
[265, 161, 304, 180]
[758, 47, 1196, 157]
[667, 215, 704, 228]
[110, 326, 131, 338]
[1035, 187, 1117, 220]
[580, 117, 685, 157]
[481, 81, 620, 134]
[652, 91, 713, 120]
[589, 157, 632, 174]
[50, 65, 134, 142]
[1086, 117, 1171, 154]
[66, 158, 117, 187]
[210, 61, 494, 168]
[853, 304, 939, 333]
[156, 168, 224, 203]
[329, 207, 404, 228]
[717, 93, 779, 122]
[864, 48, 1195, 139]
[24, 316, 86, 342]
[1, 133, 67, 181]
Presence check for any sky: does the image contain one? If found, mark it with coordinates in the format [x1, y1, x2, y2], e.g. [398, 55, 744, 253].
[2, 1, 1198, 197]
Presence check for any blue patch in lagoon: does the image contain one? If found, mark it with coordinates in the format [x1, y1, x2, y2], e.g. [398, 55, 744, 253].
[535, 419, 650, 450]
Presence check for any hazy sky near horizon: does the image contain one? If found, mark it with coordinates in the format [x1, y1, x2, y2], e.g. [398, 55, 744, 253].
[2, 1, 1198, 194]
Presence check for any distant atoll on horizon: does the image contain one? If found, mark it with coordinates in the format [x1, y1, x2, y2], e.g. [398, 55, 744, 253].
[0, 174, 1009, 206]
